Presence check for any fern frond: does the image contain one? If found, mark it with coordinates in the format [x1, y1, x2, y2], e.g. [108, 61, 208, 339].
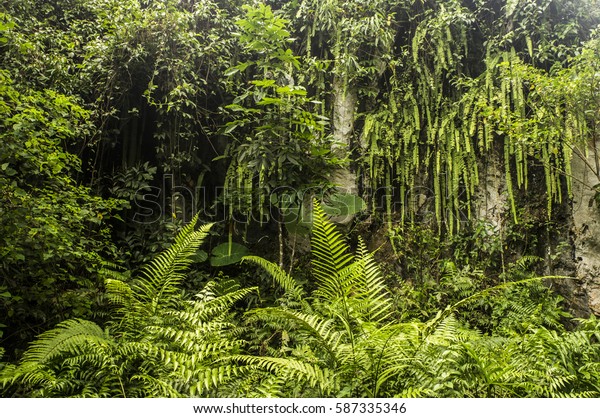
[19, 319, 108, 366]
[178, 286, 258, 325]
[129, 373, 184, 398]
[310, 201, 354, 299]
[105, 278, 134, 310]
[133, 219, 213, 314]
[424, 276, 572, 337]
[352, 238, 393, 323]
[242, 255, 305, 300]
[190, 365, 256, 396]
[2, 319, 115, 396]
[245, 373, 290, 398]
[230, 354, 334, 393]
[98, 261, 130, 282]
[249, 307, 342, 366]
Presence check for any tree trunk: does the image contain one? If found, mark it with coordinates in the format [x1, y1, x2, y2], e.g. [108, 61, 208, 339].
[475, 146, 507, 235]
[329, 73, 358, 224]
[331, 73, 357, 190]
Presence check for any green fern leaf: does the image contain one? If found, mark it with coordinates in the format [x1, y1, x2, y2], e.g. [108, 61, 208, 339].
[310, 201, 354, 299]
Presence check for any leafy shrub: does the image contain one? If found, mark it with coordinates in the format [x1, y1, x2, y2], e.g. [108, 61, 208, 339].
[0, 70, 122, 352]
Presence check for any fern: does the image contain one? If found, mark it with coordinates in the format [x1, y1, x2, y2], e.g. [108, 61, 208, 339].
[242, 255, 305, 302]
[2, 216, 254, 397]
[240, 202, 412, 397]
[240, 204, 590, 398]
[352, 238, 393, 323]
[310, 201, 355, 297]
[4, 206, 600, 398]
[127, 219, 213, 315]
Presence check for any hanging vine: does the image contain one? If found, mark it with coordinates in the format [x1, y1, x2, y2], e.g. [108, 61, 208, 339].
[360, 0, 597, 234]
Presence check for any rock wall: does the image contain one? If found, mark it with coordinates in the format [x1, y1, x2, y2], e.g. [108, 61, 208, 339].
[570, 141, 600, 315]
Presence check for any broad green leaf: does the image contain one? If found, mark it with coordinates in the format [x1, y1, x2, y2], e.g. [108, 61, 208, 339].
[190, 250, 208, 263]
[210, 242, 249, 266]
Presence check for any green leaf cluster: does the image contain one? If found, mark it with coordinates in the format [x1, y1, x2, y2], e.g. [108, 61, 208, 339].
[0, 70, 122, 348]
[221, 3, 338, 224]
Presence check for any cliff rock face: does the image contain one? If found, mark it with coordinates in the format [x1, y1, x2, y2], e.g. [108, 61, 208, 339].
[571, 142, 600, 315]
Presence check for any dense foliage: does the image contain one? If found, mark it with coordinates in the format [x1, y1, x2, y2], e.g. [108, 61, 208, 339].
[2, 0, 600, 398]
[2, 204, 599, 397]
